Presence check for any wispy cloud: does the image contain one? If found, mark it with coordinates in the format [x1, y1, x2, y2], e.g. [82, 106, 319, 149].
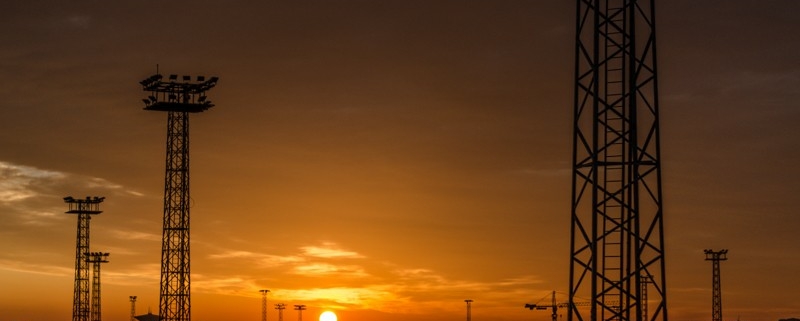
[0, 259, 72, 277]
[291, 263, 369, 278]
[193, 275, 259, 296]
[300, 242, 365, 259]
[103, 263, 161, 286]
[0, 160, 144, 226]
[208, 250, 304, 266]
[0, 161, 65, 203]
[108, 229, 160, 242]
[201, 242, 544, 313]
[278, 287, 401, 310]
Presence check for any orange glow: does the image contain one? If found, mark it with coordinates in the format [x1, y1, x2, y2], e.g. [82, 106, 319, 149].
[320, 311, 337, 321]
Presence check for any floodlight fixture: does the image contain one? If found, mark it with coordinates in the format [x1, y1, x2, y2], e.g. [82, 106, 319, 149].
[141, 72, 217, 113]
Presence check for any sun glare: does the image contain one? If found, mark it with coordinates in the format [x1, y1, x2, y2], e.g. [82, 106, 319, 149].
[319, 311, 337, 321]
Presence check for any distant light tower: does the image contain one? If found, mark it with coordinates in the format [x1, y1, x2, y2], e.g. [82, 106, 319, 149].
[275, 303, 286, 321]
[705, 249, 728, 321]
[260, 290, 271, 321]
[85, 252, 109, 321]
[130, 296, 137, 321]
[64, 196, 104, 321]
[140, 73, 218, 321]
[464, 299, 473, 321]
[294, 305, 306, 321]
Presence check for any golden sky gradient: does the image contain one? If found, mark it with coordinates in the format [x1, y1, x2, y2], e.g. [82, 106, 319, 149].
[1, 1, 800, 321]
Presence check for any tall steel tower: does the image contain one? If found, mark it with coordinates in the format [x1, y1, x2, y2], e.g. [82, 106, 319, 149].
[86, 252, 110, 321]
[465, 299, 473, 321]
[260, 290, 271, 321]
[140, 73, 218, 321]
[65, 196, 104, 321]
[704, 249, 728, 321]
[294, 305, 306, 321]
[568, 1, 667, 321]
[130, 296, 137, 321]
[275, 303, 286, 321]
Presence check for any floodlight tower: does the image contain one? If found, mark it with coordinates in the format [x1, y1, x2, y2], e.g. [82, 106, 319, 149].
[86, 252, 110, 321]
[294, 305, 306, 321]
[130, 296, 137, 321]
[260, 290, 271, 321]
[140, 73, 218, 321]
[569, 1, 668, 321]
[704, 249, 728, 321]
[275, 303, 286, 321]
[64, 196, 104, 321]
[465, 299, 473, 321]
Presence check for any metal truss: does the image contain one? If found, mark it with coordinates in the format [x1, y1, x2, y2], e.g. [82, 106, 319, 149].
[569, 1, 667, 321]
[141, 73, 217, 321]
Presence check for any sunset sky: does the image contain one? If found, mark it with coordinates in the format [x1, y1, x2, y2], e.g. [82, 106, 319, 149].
[2, 1, 800, 321]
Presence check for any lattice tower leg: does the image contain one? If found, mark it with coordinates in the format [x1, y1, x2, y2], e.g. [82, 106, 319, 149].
[568, 1, 668, 321]
[73, 214, 91, 321]
[159, 110, 192, 321]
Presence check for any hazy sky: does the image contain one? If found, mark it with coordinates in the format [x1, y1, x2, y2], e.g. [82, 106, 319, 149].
[1, 1, 799, 321]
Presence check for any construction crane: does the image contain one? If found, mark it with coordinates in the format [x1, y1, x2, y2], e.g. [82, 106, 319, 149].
[525, 291, 612, 321]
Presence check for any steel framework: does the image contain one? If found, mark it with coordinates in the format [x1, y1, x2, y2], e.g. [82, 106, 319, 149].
[140, 73, 218, 321]
[275, 303, 286, 321]
[65, 196, 104, 321]
[465, 299, 473, 321]
[294, 305, 306, 321]
[569, 1, 667, 321]
[704, 249, 727, 321]
[86, 252, 110, 321]
[260, 290, 271, 321]
[130, 296, 137, 321]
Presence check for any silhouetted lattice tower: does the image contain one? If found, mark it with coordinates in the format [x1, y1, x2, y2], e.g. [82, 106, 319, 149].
[465, 299, 473, 321]
[140, 73, 218, 321]
[569, 1, 667, 321]
[130, 296, 137, 321]
[294, 305, 306, 321]
[64, 196, 104, 321]
[275, 303, 286, 321]
[86, 252, 110, 321]
[260, 289, 270, 321]
[704, 249, 727, 321]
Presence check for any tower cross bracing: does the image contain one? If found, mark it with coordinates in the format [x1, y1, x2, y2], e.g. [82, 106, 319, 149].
[140, 73, 218, 321]
[568, 1, 668, 321]
[64, 196, 104, 321]
[704, 249, 728, 321]
[86, 252, 110, 321]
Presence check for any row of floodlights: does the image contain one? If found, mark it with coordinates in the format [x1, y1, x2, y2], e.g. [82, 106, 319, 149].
[141, 94, 210, 106]
[139, 74, 219, 86]
[64, 196, 106, 203]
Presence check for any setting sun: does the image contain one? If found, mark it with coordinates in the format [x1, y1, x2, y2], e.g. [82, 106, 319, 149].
[319, 311, 337, 321]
